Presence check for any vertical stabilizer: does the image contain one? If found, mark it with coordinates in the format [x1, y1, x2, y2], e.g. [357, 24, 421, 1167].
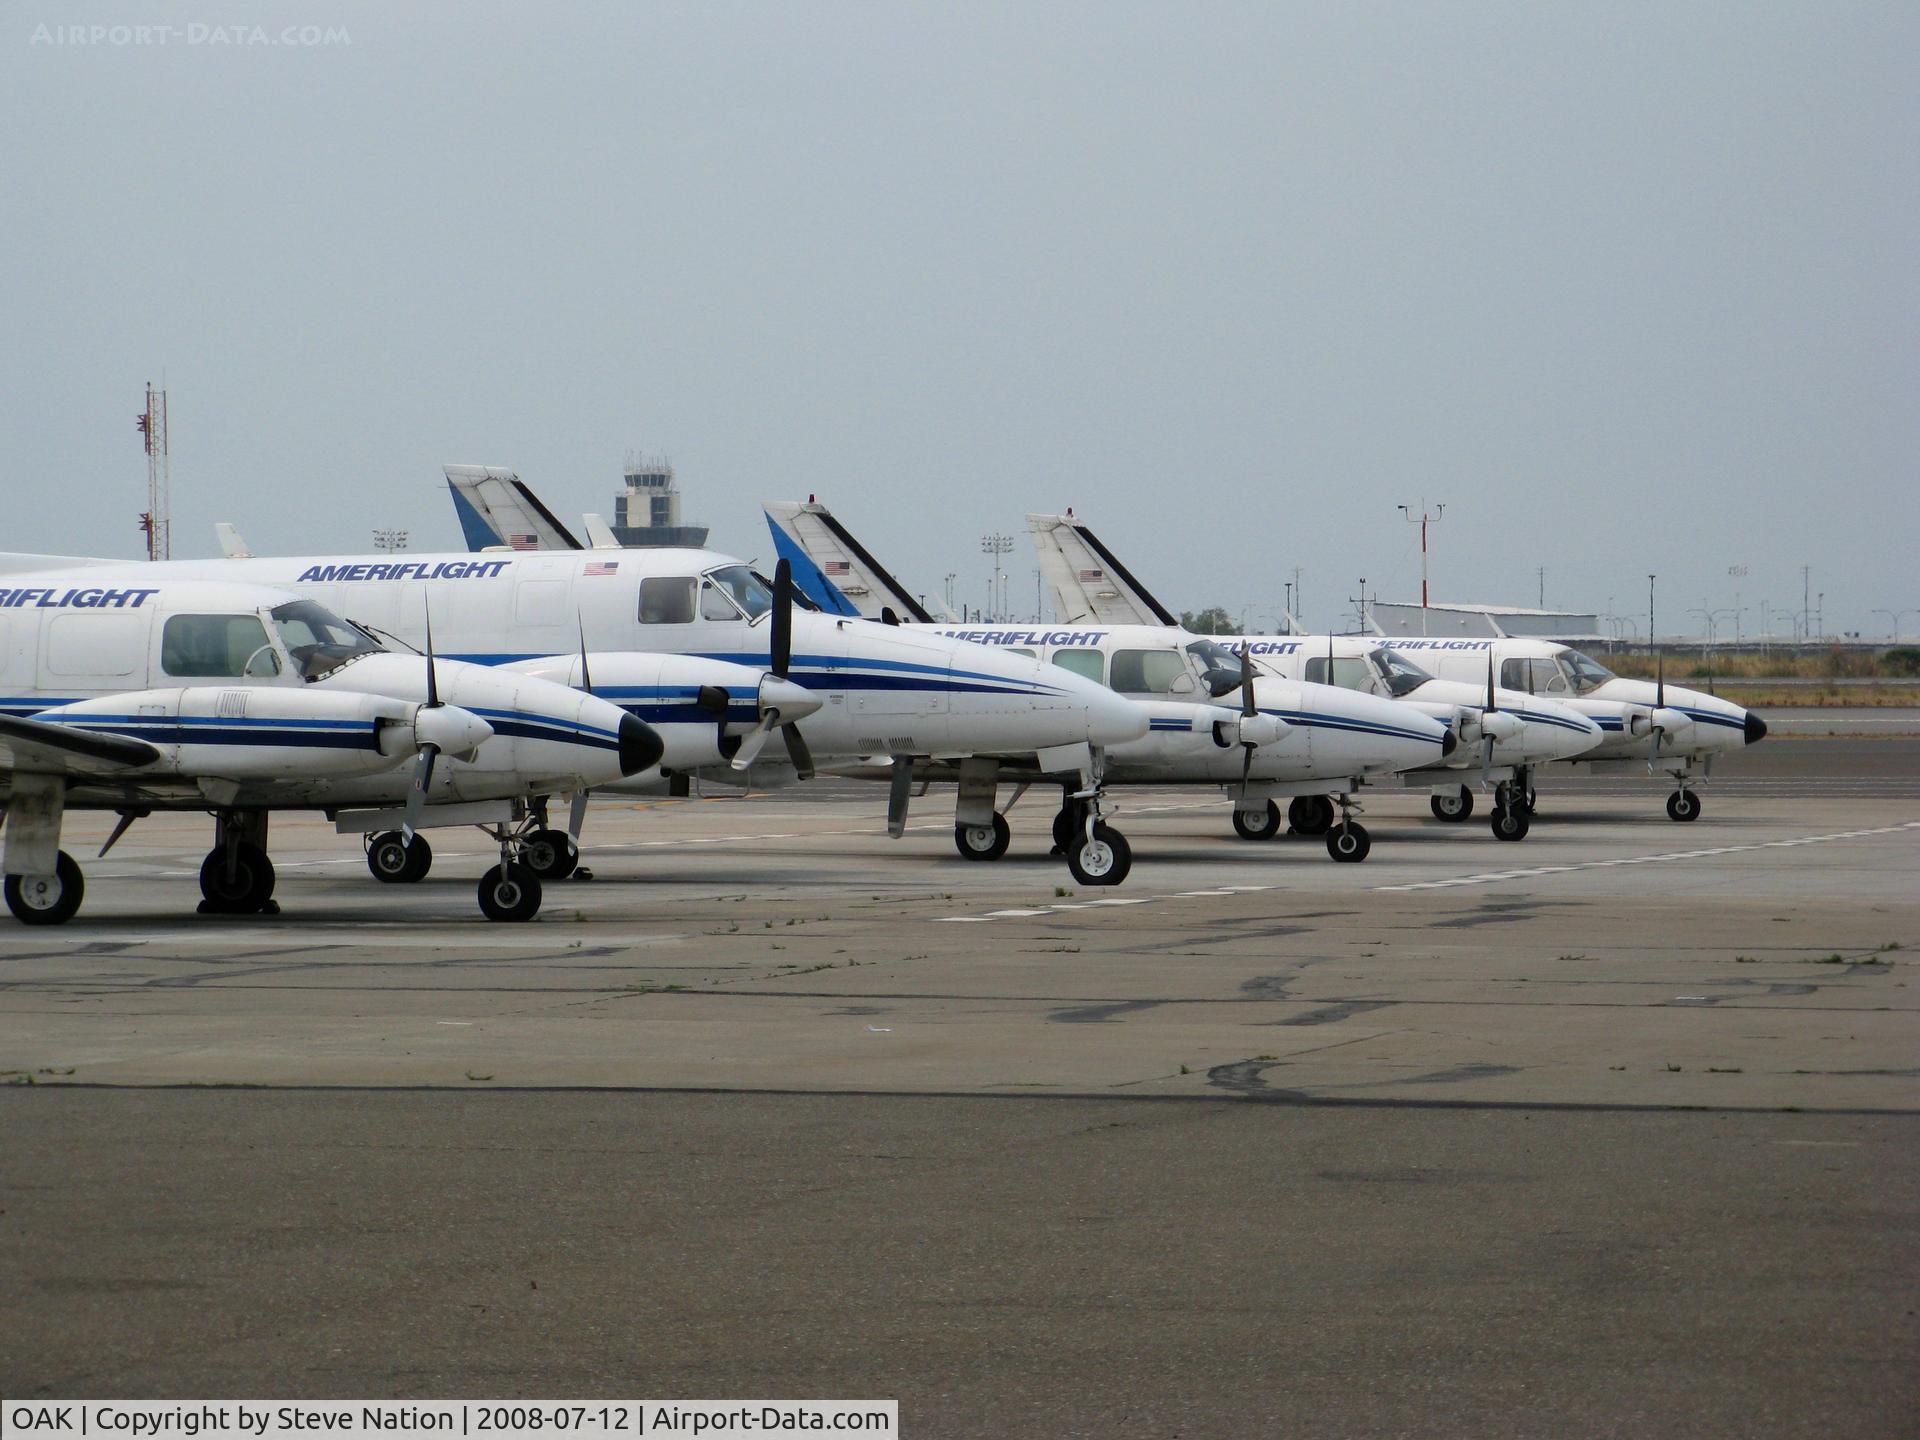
[763, 501, 950, 622]
[443, 465, 584, 552]
[1025, 512, 1178, 626]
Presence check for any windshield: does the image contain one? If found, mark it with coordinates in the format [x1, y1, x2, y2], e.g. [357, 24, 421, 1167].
[1370, 647, 1432, 697]
[1560, 649, 1615, 695]
[270, 599, 382, 680]
[706, 565, 773, 620]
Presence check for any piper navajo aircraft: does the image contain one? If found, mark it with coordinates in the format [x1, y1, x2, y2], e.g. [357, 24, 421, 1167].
[0, 567, 659, 924]
[77, 530, 1150, 885]
[1026, 510, 1767, 823]
[762, 499, 1463, 865]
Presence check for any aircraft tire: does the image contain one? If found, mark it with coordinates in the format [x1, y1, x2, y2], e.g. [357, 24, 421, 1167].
[1667, 790, 1701, 822]
[5, 851, 84, 926]
[521, 828, 579, 880]
[1490, 805, 1531, 842]
[198, 843, 275, 914]
[478, 863, 542, 922]
[1326, 822, 1372, 863]
[368, 831, 432, 883]
[1231, 801, 1283, 841]
[1288, 795, 1335, 836]
[1051, 801, 1087, 856]
[1066, 823, 1131, 887]
[1430, 789, 1473, 823]
[954, 814, 1011, 862]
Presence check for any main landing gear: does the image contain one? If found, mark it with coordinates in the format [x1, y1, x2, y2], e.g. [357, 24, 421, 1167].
[4, 852, 85, 926]
[1231, 800, 1283, 841]
[367, 831, 433, 883]
[1667, 787, 1702, 822]
[199, 811, 278, 915]
[1430, 787, 1474, 823]
[364, 806, 578, 917]
[954, 813, 1012, 862]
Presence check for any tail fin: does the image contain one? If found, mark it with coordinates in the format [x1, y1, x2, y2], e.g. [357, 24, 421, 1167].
[444, 465, 584, 552]
[763, 500, 948, 622]
[1025, 511, 1178, 626]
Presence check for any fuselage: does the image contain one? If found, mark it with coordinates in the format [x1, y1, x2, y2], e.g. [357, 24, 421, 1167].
[37, 549, 1147, 767]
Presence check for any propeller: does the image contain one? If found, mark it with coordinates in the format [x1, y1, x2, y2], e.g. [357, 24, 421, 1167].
[1236, 640, 1258, 799]
[730, 559, 817, 779]
[401, 608, 442, 842]
[1648, 653, 1665, 768]
[1481, 652, 1499, 788]
[886, 754, 913, 838]
[565, 614, 596, 848]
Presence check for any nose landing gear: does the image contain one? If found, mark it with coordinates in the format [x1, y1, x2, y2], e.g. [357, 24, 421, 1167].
[1325, 794, 1371, 863]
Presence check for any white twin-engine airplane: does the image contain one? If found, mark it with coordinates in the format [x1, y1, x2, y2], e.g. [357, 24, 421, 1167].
[0, 568, 662, 925]
[1026, 510, 1768, 823]
[762, 500, 1466, 866]
[83, 536, 1151, 887]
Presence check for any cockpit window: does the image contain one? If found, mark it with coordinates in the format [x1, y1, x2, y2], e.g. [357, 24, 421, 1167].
[639, 576, 697, 624]
[706, 565, 772, 620]
[1304, 655, 1376, 692]
[1560, 650, 1615, 695]
[1370, 647, 1432, 698]
[270, 599, 381, 680]
[1185, 639, 1245, 673]
[161, 614, 277, 679]
[1111, 649, 1192, 695]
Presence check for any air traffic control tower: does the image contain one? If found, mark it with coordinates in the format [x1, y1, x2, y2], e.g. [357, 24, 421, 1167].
[609, 454, 709, 548]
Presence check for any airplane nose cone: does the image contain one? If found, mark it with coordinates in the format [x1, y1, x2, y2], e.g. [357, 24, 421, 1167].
[618, 712, 665, 775]
[1744, 711, 1768, 746]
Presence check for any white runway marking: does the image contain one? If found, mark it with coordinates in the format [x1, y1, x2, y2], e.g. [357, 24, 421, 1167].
[1374, 820, 1920, 892]
[928, 820, 1920, 921]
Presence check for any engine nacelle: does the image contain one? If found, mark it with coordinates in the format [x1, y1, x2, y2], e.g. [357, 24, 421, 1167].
[35, 687, 420, 780]
[377, 704, 494, 762]
[1457, 707, 1524, 745]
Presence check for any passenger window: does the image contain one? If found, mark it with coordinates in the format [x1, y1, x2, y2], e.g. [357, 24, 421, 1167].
[161, 614, 276, 678]
[1111, 649, 1188, 695]
[700, 578, 742, 621]
[638, 577, 697, 625]
[1051, 649, 1104, 684]
[1500, 659, 1530, 690]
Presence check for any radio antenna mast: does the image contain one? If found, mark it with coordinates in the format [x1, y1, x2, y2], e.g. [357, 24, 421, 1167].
[136, 381, 171, 560]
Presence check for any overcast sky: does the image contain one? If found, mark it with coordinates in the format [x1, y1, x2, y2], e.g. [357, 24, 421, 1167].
[4, 2, 1913, 638]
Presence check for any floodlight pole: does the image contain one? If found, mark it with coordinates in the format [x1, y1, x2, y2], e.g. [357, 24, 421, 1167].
[1398, 501, 1444, 635]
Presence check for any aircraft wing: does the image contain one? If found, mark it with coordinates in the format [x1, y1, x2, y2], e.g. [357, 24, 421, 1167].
[444, 465, 584, 552]
[1025, 513, 1179, 627]
[0, 714, 162, 777]
[763, 501, 951, 622]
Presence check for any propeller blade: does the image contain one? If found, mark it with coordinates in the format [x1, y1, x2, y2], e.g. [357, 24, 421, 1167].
[783, 723, 816, 780]
[729, 715, 778, 771]
[1486, 652, 1496, 714]
[423, 607, 440, 710]
[1656, 653, 1665, 709]
[1482, 734, 1494, 790]
[576, 615, 594, 694]
[401, 743, 439, 842]
[886, 755, 912, 839]
[566, 789, 589, 843]
[770, 559, 794, 680]
[1239, 641, 1256, 719]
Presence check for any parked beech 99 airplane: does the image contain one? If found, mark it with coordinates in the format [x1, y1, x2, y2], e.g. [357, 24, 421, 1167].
[1025, 510, 1766, 825]
[0, 566, 660, 924]
[59, 522, 1150, 886]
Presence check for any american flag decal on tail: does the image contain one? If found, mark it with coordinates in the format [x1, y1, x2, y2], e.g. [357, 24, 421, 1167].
[1078, 568, 1104, 581]
[824, 560, 852, 575]
[509, 533, 539, 551]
